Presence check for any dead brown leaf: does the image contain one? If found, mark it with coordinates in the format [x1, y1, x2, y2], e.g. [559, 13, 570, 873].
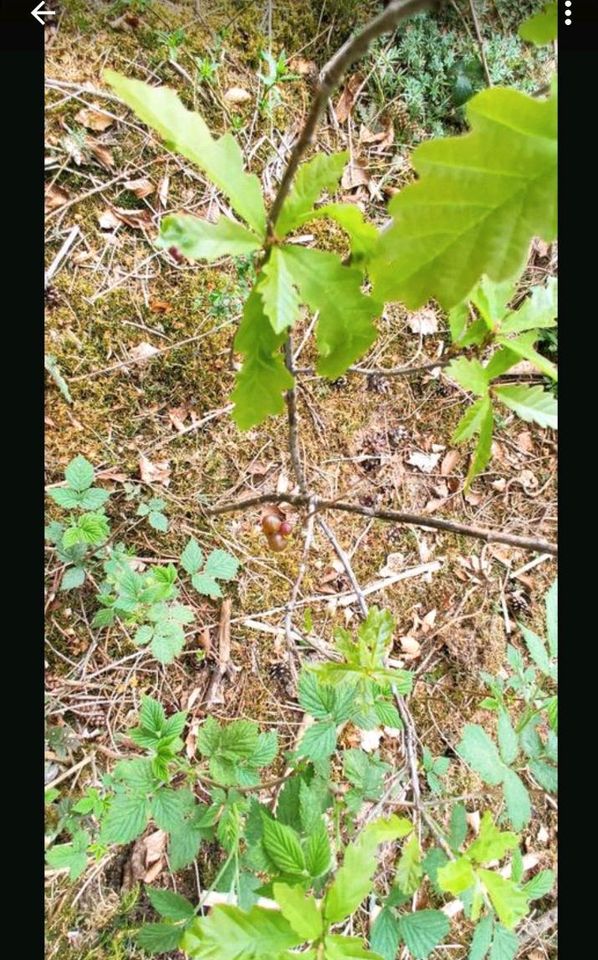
[359, 118, 394, 149]
[96, 468, 128, 483]
[98, 208, 121, 230]
[157, 175, 170, 208]
[407, 451, 440, 474]
[139, 455, 171, 486]
[149, 299, 173, 314]
[45, 184, 69, 212]
[334, 74, 362, 123]
[441, 449, 460, 476]
[406, 307, 439, 336]
[517, 431, 535, 454]
[89, 142, 115, 168]
[75, 107, 113, 131]
[128, 342, 159, 367]
[121, 830, 166, 889]
[168, 405, 190, 433]
[113, 207, 153, 230]
[341, 160, 370, 191]
[400, 636, 421, 659]
[224, 86, 252, 104]
[123, 177, 155, 198]
[289, 56, 317, 77]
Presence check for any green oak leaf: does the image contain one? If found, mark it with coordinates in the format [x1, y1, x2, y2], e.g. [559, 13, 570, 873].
[370, 87, 557, 309]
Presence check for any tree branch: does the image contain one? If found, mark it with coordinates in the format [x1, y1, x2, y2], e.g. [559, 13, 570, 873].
[206, 492, 557, 556]
[265, 0, 440, 241]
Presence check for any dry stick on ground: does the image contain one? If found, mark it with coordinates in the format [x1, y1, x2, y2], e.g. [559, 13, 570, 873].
[207, 492, 557, 556]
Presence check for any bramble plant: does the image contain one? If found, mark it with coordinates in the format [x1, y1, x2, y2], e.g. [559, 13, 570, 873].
[46, 603, 556, 957]
[136, 495, 169, 533]
[446, 276, 558, 486]
[46, 455, 111, 590]
[92, 538, 240, 663]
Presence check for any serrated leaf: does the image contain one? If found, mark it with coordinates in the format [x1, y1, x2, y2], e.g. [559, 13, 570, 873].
[258, 246, 302, 335]
[298, 720, 337, 761]
[502, 769, 532, 830]
[457, 724, 506, 785]
[273, 883, 323, 940]
[262, 820, 306, 875]
[471, 275, 517, 329]
[447, 358, 489, 396]
[494, 383, 557, 430]
[151, 788, 187, 831]
[65, 455, 94, 491]
[370, 87, 556, 310]
[49, 486, 84, 509]
[283, 245, 381, 378]
[519, 2, 557, 45]
[191, 573, 223, 598]
[370, 908, 401, 960]
[423, 848, 449, 895]
[249, 731, 278, 768]
[466, 400, 494, 487]
[298, 672, 335, 719]
[232, 285, 294, 430]
[169, 823, 204, 870]
[398, 910, 450, 959]
[437, 857, 476, 895]
[467, 813, 519, 864]
[500, 278, 557, 334]
[395, 835, 423, 895]
[496, 333, 557, 379]
[139, 696, 166, 734]
[203, 549, 240, 581]
[276, 151, 348, 236]
[136, 923, 184, 954]
[449, 803, 468, 852]
[157, 213, 261, 260]
[146, 886, 195, 921]
[46, 833, 89, 880]
[323, 934, 384, 959]
[453, 396, 492, 444]
[305, 819, 332, 877]
[489, 924, 519, 960]
[180, 538, 204, 575]
[522, 868, 554, 900]
[528, 760, 557, 794]
[468, 914, 494, 960]
[478, 871, 528, 929]
[105, 71, 266, 235]
[497, 711, 519, 765]
[149, 511, 169, 532]
[324, 817, 409, 924]
[518, 625, 551, 675]
[101, 793, 149, 844]
[151, 622, 186, 663]
[60, 566, 86, 590]
[308, 203, 379, 261]
[181, 905, 302, 959]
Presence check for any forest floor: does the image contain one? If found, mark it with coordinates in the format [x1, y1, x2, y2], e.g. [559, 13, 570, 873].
[45, 2, 557, 958]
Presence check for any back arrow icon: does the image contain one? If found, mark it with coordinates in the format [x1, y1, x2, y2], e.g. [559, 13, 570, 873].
[31, 2, 55, 24]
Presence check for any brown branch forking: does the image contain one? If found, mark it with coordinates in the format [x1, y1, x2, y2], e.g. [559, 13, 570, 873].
[265, 0, 440, 241]
[206, 492, 557, 557]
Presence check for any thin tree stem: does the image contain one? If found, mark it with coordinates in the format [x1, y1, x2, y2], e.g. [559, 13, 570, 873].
[265, 0, 439, 241]
[206, 492, 557, 556]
